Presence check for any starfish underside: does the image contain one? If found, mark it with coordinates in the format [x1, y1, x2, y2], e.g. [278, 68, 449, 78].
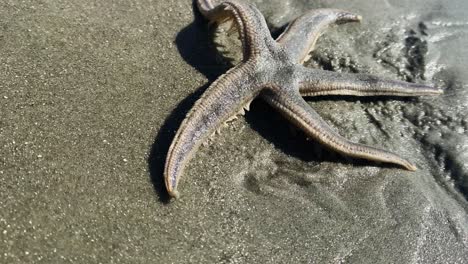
[163, 0, 442, 198]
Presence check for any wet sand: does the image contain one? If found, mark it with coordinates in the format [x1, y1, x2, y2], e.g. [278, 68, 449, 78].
[1, 0, 468, 263]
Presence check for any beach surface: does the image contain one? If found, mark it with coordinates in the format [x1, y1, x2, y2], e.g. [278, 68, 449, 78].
[1, 0, 468, 262]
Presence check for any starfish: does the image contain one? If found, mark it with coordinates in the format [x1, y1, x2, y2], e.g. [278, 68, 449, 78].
[164, 0, 442, 198]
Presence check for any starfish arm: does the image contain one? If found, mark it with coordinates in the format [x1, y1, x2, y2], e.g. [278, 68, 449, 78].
[276, 9, 361, 64]
[261, 88, 417, 171]
[196, 0, 275, 59]
[296, 67, 443, 97]
[164, 65, 258, 198]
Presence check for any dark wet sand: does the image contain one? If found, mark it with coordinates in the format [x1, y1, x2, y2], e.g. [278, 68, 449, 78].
[1, 0, 468, 263]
